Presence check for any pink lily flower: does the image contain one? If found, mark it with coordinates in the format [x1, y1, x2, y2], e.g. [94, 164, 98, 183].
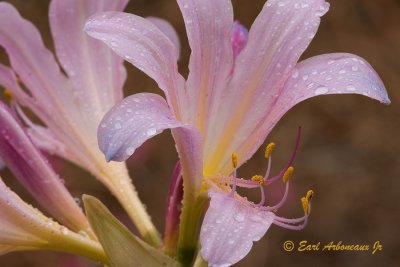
[0, 0, 167, 245]
[85, 0, 389, 265]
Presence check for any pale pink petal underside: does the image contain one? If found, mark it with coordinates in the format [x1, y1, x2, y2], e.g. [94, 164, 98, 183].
[281, 53, 390, 104]
[232, 53, 390, 170]
[0, 102, 89, 232]
[200, 189, 275, 267]
[50, 0, 128, 116]
[98, 93, 184, 162]
[176, 0, 234, 131]
[85, 11, 185, 114]
[0, 3, 71, 115]
[204, 0, 331, 175]
[171, 126, 203, 194]
[146, 16, 181, 59]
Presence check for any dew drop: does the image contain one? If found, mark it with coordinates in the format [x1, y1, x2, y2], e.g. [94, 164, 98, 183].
[346, 85, 356, 91]
[60, 226, 69, 236]
[291, 69, 299, 78]
[114, 122, 122, 130]
[126, 146, 135, 155]
[147, 128, 157, 136]
[314, 86, 329, 95]
[234, 213, 245, 223]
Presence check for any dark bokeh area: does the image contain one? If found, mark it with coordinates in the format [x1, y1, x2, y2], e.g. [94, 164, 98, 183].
[0, 0, 399, 266]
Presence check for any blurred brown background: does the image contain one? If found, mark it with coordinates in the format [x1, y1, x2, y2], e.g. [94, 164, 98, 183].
[1, 0, 399, 266]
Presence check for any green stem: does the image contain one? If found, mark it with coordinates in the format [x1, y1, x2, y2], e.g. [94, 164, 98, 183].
[177, 193, 208, 266]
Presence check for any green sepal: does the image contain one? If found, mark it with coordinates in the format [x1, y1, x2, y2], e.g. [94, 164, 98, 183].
[83, 195, 181, 267]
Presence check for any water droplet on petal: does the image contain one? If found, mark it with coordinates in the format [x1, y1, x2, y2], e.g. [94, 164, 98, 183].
[234, 213, 245, 223]
[291, 69, 299, 78]
[114, 122, 122, 130]
[147, 128, 157, 136]
[60, 226, 69, 236]
[315, 86, 329, 95]
[346, 85, 356, 91]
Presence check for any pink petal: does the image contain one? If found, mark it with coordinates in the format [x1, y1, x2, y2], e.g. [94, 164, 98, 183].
[203, 0, 331, 174]
[172, 126, 203, 194]
[0, 3, 71, 119]
[98, 93, 184, 162]
[280, 53, 390, 104]
[84, 11, 185, 114]
[200, 189, 275, 267]
[49, 0, 128, 116]
[0, 3, 86, 162]
[0, 102, 90, 233]
[233, 53, 390, 168]
[147, 17, 181, 59]
[176, 0, 234, 130]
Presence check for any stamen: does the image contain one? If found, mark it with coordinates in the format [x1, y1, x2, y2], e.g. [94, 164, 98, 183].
[251, 175, 266, 206]
[3, 89, 13, 100]
[301, 190, 313, 215]
[264, 143, 275, 180]
[274, 214, 308, 224]
[264, 143, 276, 159]
[230, 152, 238, 196]
[306, 190, 314, 202]
[250, 175, 264, 185]
[301, 197, 309, 215]
[273, 216, 308, 230]
[231, 152, 238, 168]
[282, 166, 294, 183]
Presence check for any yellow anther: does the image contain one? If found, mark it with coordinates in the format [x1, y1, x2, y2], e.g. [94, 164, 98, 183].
[3, 89, 13, 99]
[301, 190, 313, 215]
[306, 190, 314, 202]
[264, 142, 276, 159]
[301, 197, 309, 214]
[251, 175, 264, 185]
[231, 152, 238, 168]
[282, 166, 294, 183]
